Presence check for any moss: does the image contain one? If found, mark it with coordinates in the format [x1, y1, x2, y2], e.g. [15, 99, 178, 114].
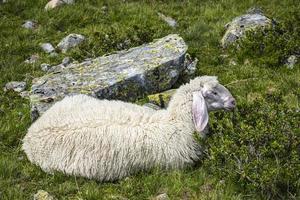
[147, 89, 176, 108]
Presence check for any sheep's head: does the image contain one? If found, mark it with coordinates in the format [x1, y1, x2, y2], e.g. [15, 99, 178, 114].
[190, 76, 236, 132]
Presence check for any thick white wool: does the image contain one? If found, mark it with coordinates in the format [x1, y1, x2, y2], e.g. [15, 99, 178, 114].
[22, 76, 218, 181]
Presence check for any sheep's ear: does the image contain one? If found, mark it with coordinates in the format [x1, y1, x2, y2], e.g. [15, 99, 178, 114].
[192, 91, 209, 133]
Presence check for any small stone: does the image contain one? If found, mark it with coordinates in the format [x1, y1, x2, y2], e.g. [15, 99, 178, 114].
[4, 81, 27, 92]
[158, 12, 177, 28]
[41, 63, 51, 72]
[45, 0, 64, 10]
[45, 0, 74, 10]
[25, 54, 39, 64]
[49, 52, 58, 57]
[40, 43, 55, 53]
[101, 5, 108, 13]
[22, 20, 37, 29]
[285, 55, 298, 69]
[19, 91, 30, 98]
[110, 195, 129, 200]
[229, 60, 237, 66]
[62, 57, 72, 66]
[244, 59, 251, 65]
[33, 190, 55, 200]
[57, 34, 85, 53]
[200, 184, 214, 192]
[153, 193, 169, 200]
[18, 156, 24, 161]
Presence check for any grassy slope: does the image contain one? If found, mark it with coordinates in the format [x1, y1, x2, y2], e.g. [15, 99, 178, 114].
[0, 0, 299, 199]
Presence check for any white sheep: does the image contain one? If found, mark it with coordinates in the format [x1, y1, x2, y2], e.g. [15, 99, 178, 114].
[22, 76, 236, 181]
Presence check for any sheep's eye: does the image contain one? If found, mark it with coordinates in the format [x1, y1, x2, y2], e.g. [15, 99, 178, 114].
[212, 91, 218, 95]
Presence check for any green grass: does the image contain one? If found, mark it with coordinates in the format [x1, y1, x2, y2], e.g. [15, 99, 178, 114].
[0, 0, 299, 199]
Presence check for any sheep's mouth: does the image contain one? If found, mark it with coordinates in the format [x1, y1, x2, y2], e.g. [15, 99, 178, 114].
[224, 106, 235, 111]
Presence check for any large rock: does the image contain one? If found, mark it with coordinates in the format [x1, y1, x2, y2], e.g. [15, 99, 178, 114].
[221, 8, 274, 47]
[30, 34, 191, 120]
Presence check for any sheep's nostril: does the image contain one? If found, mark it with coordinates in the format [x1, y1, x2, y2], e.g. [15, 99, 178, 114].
[231, 99, 236, 106]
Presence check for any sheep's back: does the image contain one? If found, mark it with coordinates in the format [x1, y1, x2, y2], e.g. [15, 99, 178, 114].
[22, 94, 161, 180]
[30, 94, 155, 131]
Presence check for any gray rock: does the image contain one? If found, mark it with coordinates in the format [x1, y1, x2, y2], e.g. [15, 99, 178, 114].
[40, 43, 55, 53]
[30, 34, 188, 120]
[41, 63, 51, 72]
[22, 20, 37, 29]
[57, 34, 85, 53]
[229, 59, 237, 66]
[33, 190, 55, 200]
[221, 9, 274, 47]
[19, 91, 30, 99]
[101, 5, 108, 13]
[62, 57, 72, 66]
[158, 12, 177, 28]
[153, 193, 169, 200]
[25, 54, 39, 64]
[45, 0, 74, 10]
[63, 0, 74, 3]
[285, 55, 298, 69]
[48, 64, 65, 72]
[81, 60, 92, 66]
[49, 52, 58, 57]
[4, 81, 26, 92]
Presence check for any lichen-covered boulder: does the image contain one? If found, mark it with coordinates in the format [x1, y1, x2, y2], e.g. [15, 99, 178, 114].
[30, 34, 190, 120]
[221, 8, 274, 47]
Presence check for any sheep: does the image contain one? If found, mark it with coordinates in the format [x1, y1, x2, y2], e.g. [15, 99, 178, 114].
[22, 76, 236, 182]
